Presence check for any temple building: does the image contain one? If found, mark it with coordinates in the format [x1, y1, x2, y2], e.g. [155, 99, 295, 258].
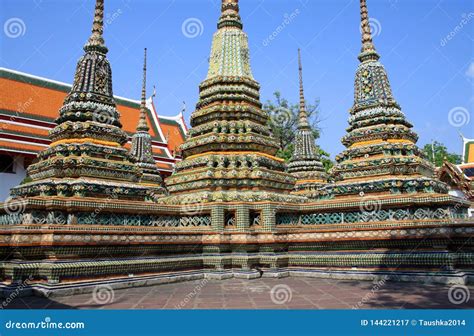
[438, 135, 474, 216]
[459, 135, 474, 178]
[0, 68, 186, 201]
[0, 0, 472, 295]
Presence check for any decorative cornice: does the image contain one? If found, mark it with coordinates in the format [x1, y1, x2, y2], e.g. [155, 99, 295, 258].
[218, 0, 243, 30]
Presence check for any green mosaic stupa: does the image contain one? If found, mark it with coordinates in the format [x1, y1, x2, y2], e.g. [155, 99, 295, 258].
[163, 0, 302, 205]
[288, 49, 328, 197]
[326, 0, 446, 199]
[10, 0, 160, 202]
[0, 0, 471, 294]
[130, 48, 166, 192]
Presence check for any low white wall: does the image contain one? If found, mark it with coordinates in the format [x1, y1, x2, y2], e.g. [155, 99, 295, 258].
[0, 155, 26, 202]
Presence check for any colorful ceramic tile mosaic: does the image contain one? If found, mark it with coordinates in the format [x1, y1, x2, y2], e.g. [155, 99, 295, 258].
[0, 0, 472, 291]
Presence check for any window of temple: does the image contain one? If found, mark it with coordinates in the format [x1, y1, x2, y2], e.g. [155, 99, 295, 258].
[24, 157, 34, 169]
[0, 155, 15, 174]
[225, 211, 236, 227]
[250, 211, 261, 227]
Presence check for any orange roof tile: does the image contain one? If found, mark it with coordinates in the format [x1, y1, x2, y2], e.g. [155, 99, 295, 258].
[0, 68, 186, 173]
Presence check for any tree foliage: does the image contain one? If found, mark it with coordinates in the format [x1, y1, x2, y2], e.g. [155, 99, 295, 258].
[263, 92, 333, 172]
[422, 141, 462, 167]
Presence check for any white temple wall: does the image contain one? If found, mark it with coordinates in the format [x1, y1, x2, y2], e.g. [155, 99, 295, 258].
[0, 155, 26, 202]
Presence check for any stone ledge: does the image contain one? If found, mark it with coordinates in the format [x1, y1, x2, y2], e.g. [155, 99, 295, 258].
[1, 268, 469, 299]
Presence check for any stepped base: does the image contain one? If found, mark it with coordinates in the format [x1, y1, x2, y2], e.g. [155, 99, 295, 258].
[1, 268, 471, 299]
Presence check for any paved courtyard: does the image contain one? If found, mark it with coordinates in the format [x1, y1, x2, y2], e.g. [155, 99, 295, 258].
[4, 278, 473, 309]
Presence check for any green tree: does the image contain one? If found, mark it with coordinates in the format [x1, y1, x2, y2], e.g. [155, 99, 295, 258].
[422, 141, 462, 167]
[263, 91, 333, 172]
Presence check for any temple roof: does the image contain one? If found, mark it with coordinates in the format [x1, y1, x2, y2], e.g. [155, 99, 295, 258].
[0, 67, 186, 173]
[462, 136, 474, 164]
[438, 161, 473, 200]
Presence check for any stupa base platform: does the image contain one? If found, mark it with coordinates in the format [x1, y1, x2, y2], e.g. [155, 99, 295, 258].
[1, 267, 472, 299]
[0, 196, 472, 297]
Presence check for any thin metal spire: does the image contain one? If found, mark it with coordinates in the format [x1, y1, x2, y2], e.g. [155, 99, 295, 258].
[84, 0, 108, 53]
[297, 49, 310, 130]
[137, 48, 149, 132]
[358, 0, 379, 62]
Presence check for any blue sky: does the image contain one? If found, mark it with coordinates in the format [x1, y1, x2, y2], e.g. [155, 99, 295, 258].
[1, 0, 473, 158]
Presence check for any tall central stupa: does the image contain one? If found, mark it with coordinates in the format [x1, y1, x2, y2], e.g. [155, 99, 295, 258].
[163, 0, 301, 204]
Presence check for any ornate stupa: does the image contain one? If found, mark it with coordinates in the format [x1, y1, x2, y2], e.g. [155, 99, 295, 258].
[162, 0, 300, 204]
[288, 49, 327, 197]
[326, 0, 447, 199]
[10, 0, 156, 202]
[130, 48, 166, 193]
[0, 0, 471, 293]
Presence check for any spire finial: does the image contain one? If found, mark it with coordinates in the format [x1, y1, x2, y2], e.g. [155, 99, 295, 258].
[84, 0, 108, 53]
[358, 0, 379, 62]
[297, 49, 310, 130]
[218, 0, 242, 29]
[137, 48, 149, 132]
